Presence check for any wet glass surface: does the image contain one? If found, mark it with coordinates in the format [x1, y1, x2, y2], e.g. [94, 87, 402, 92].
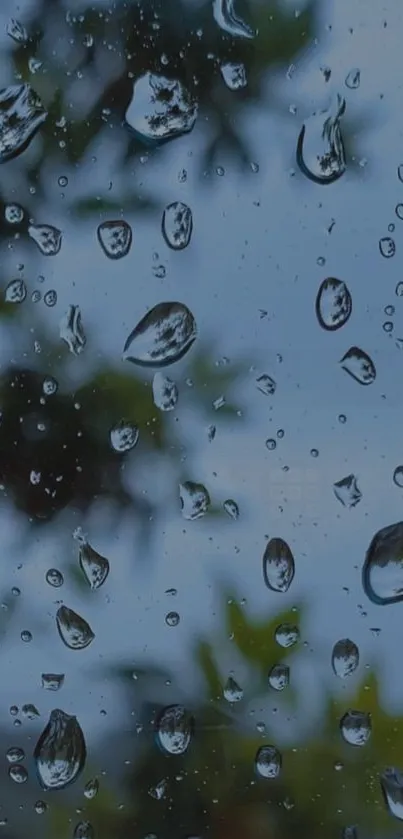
[0, 0, 403, 836]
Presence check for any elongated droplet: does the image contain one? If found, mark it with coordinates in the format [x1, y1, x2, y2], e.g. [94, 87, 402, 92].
[381, 768, 403, 820]
[179, 481, 210, 520]
[220, 62, 247, 90]
[124, 302, 196, 368]
[28, 224, 62, 256]
[97, 220, 132, 259]
[7, 19, 28, 44]
[34, 708, 86, 790]
[125, 73, 198, 144]
[345, 68, 360, 89]
[149, 778, 167, 799]
[297, 94, 346, 184]
[363, 521, 403, 605]
[332, 639, 359, 678]
[268, 663, 289, 691]
[41, 673, 64, 691]
[152, 372, 178, 411]
[0, 84, 47, 163]
[84, 777, 99, 799]
[340, 347, 376, 385]
[74, 822, 94, 839]
[275, 623, 299, 647]
[340, 710, 371, 746]
[162, 202, 193, 250]
[60, 306, 86, 355]
[56, 606, 94, 650]
[213, 0, 255, 38]
[263, 537, 295, 593]
[224, 499, 239, 519]
[255, 745, 281, 778]
[156, 705, 193, 755]
[5, 278, 26, 303]
[109, 420, 139, 452]
[315, 278, 352, 330]
[74, 529, 110, 590]
[333, 474, 362, 507]
[223, 676, 243, 702]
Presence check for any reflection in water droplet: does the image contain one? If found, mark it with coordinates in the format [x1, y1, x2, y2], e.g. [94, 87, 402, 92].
[6, 746, 25, 763]
[256, 374, 276, 395]
[28, 224, 62, 256]
[97, 220, 132, 259]
[149, 779, 167, 800]
[220, 62, 247, 90]
[22, 703, 40, 720]
[124, 302, 196, 368]
[41, 673, 64, 691]
[46, 568, 64, 588]
[43, 376, 58, 396]
[84, 777, 99, 799]
[44, 289, 57, 307]
[362, 521, 403, 605]
[265, 438, 276, 451]
[340, 347, 376, 385]
[74, 529, 110, 590]
[255, 745, 281, 778]
[340, 710, 371, 746]
[34, 800, 47, 815]
[213, 0, 255, 38]
[223, 676, 243, 702]
[9, 764, 28, 783]
[74, 822, 94, 839]
[268, 663, 290, 691]
[34, 709, 86, 790]
[345, 68, 360, 89]
[109, 420, 139, 453]
[125, 73, 198, 143]
[296, 95, 346, 184]
[381, 768, 403, 820]
[315, 278, 352, 330]
[331, 638, 359, 678]
[263, 538, 295, 593]
[152, 372, 178, 411]
[56, 606, 95, 650]
[179, 481, 210, 520]
[0, 84, 47, 162]
[5, 203, 24, 224]
[60, 306, 86, 355]
[275, 623, 299, 648]
[379, 236, 396, 258]
[396, 204, 403, 220]
[21, 630, 32, 642]
[333, 474, 362, 507]
[5, 278, 26, 303]
[223, 499, 239, 520]
[165, 611, 180, 627]
[156, 705, 193, 755]
[394, 467, 403, 487]
[162, 202, 193, 250]
[7, 19, 28, 43]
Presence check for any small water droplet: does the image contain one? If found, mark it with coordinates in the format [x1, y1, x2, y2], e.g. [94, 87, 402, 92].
[149, 779, 167, 800]
[58, 176, 68, 188]
[381, 768, 403, 820]
[385, 304, 395, 316]
[9, 764, 28, 783]
[207, 424, 216, 441]
[74, 822, 94, 839]
[297, 94, 346, 184]
[315, 278, 352, 330]
[124, 302, 196, 368]
[212, 395, 226, 410]
[22, 703, 39, 720]
[165, 611, 180, 627]
[332, 638, 359, 678]
[31, 289, 41, 303]
[398, 165, 403, 183]
[340, 710, 371, 746]
[379, 236, 396, 258]
[152, 372, 178, 411]
[179, 481, 210, 520]
[396, 204, 403, 220]
[60, 306, 86, 355]
[156, 705, 193, 755]
[388, 223, 395, 233]
[125, 73, 198, 143]
[5, 203, 24, 224]
[338, 413, 347, 423]
[340, 347, 376, 385]
[223, 499, 239, 520]
[97, 220, 132, 259]
[28, 224, 62, 256]
[333, 474, 362, 507]
[28, 57, 43, 74]
[109, 420, 139, 453]
[255, 745, 281, 778]
[56, 606, 94, 650]
[44, 289, 57, 307]
[265, 438, 276, 451]
[256, 374, 276, 396]
[162, 202, 193, 250]
[383, 320, 394, 333]
[34, 800, 47, 814]
[223, 676, 243, 702]
[345, 68, 360, 89]
[46, 568, 64, 588]
[34, 709, 86, 790]
[84, 777, 99, 799]
[21, 630, 32, 642]
[43, 376, 58, 396]
[6, 746, 25, 763]
[263, 538, 295, 593]
[7, 19, 28, 44]
[268, 663, 290, 691]
[41, 673, 64, 691]
[220, 62, 247, 90]
[152, 264, 166, 278]
[213, 0, 255, 38]
[393, 466, 403, 487]
[275, 623, 299, 648]
[5, 278, 26, 303]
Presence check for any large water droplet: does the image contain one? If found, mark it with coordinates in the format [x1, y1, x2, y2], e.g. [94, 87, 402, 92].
[152, 372, 178, 411]
[333, 474, 362, 507]
[125, 73, 198, 144]
[109, 420, 139, 453]
[5, 278, 26, 303]
[28, 224, 62, 256]
[123, 302, 196, 368]
[223, 676, 243, 702]
[331, 639, 359, 678]
[213, 0, 255, 38]
[268, 663, 290, 691]
[179, 481, 210, 520]
[0, 84, 47, 163]
[156, 704, 193, 755]
[255, 745, 281, 778]
[263, 538, 295, 593]
[97, 220, 132, 259]
[46, 568, 64, 587]
[74, 529, 110, 590]
[275, 623, 299, 647]
[297, 95, 346, 184]
[34, 709, 86, 790]
[315, 278, 352, 330]
[41, 673, 64, 691]
[60, 306, 86, 355]
[362, 521, 403, 605]
[56, 606, 95, 650]
[340, 710, 371, 746]
[381, 768, 403, 820]
[162, 202, 193, 250]
[220, 62, 247, 90]
[340, 347, 376, 385]
[7, 19, 28, 44]
[74, 822, 94, 839]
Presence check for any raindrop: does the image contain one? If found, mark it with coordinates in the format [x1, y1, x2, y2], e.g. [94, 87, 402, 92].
[6, 746, 25, 763]
[34, 709, 86, 790]
[315, 278, 352, 330]
[256, 374, 276, 395]
[44, 289, 57, 307]
[7, 19, 28, 44]
[5, 278, 26, 303]
[332, 639, 359, 678]
[396, 282, 403, 297]
[41, 673, 64, 691]
[265, 438, 276, 451]
[207, 424, 216, 441]
[125, 73, 198, 143]
[268, 663, 290, 691]
[345, 68, 360, 89]
[56, 606, 95, 650]
[152, 372, 178, 411]
[34, 801, 47, 815]
[58, 176, 68, 188]
[109, 420, 139, 453]
[296, 94, 346, 184]
[152, 263, 166, 279]
[124, 302, 196, 368]
[263, 537, 295, 593]
[179, 481, 210, 520]
[340, 710, 371, 746]
[275, 623, 299, 648]
[165, 611, 180, 627]
[255, 745, 281, 778]
[212, 0, 255, 38]
[149, 779, 167, 800]
[43, 376, 58, 396]
[60, 305, 86, 355]
[213, 395, 226, 410]
[340, 347, 376, 385]
[74, 529, 110, 591]
[5, 203, 24, 224]
[84, 777, 99, 799]
[362, 521, 403, 605]
[393, 467, 403, 487]
[333, 474, 362, 507]
[162, 202, 193, 250]
[28, 224, 62, 256]
[223, 676, 243, 702]
[9, 764, 28, 783]
[396, 204, 403, 220]
[29, 57, 43, 74]
[46, 568, 64, 588]
[21, 630, 32, 642]
[223, 499, 239, 520]
[381, 768, 403, 820]
[0, 85, 46, 163]
[97, 220, 132, 260]
[22, 704, 40, 719]
[156, 705, 193, 755]
[379, 236, 396, 258]
[31, 289, 41, 303]
[220, 62, 247, 90]
[74, 822, 94, 839]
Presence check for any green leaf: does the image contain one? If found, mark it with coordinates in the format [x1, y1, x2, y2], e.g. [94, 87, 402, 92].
[226, 598, 303, 675]
[196, 640, 222, 699]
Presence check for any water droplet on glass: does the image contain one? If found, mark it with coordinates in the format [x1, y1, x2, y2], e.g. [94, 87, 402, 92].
[255, 745, 281, 778]
[156, 705, 193, 755]
[223, 676, 243, 702]
[84, 777, 99, 799]
[56, 606, 95, 650]
[162, 202, 193, 250]
[381, 768, 403, 820]
[0, 84, 46, 163]
[74, 822, 94, 839]
[207, 424, 216, 441]
[165, 611, 180, 627]
[9, 764, 28, 783]
[220, 62, 247, 90]
[5, 278, 26, 303]
[152, 372, 178, 411]
[393, 466, 403, 487]
[124, 302, 196, 368]
[296, 94, 346, 184]
[345, 68, 360, 89]
[395, 204, 403, 220]
[97, 220, 132, 260]
[275, 623, 299, 648]
[22, 703, 40, 720]
[125, 73, 198, 143]
[340, 710, 371, 746]
[315, 278, 352, 330]
[31, 289, 41, 303]
[179, 481, 210, 520]
[5, 203, 24, 224]
[362, 521, 403, 605]
[28, 57, 43, 75]
[46, 568, 64, 587]
[34, 800, 47, 814]
[21, 629, 32, 642]
[333, 474, 362, 507]
[213, 395, 226, 410]
[331, 639, 359, 678]
[44, 289, 57, 307]
[43, 376, 58, 396]
[268, 663, 290, 691]
[28, 224, 62, 256]
[149, 778, 167, 800]
[379, 236, 396, 258]
[74, 529, 110, 591]
[213, 0, 255, 39]
[263, 537, 295, 593]
[7, 19, 28, 43]
[340, 347, 376, 385]
[109, 420, 139, 453]
[6, 746, 25, 763]
[60, 306, 86, 355]
[256, 374, 276, 395]
[34, 709, 86, 790]
[223, 499, 239, 520]
[58, 176, 68, 188]
[41, 673, 64, 691]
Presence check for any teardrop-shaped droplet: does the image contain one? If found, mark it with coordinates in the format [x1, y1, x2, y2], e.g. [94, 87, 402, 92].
[60, 306, 86, 355]
[74, 529, 110, 591]
[263, 537, 295, 593]
[156, 704, 194, 755]
[381, 768, 403, 820]
[340, 347, 376, 385]
[362, 521, 403, 605]
[74, 822, 94, 839]
[5, 278, 26, 303]
[223, 499, 239, 520]
[34, 708, 86, 790]
[125, 73, 198, 144]
[179, 481, 210, 520]
[28, 224, 62, 256]
[333, 474, 362, 507]
[109, 420, 139, 453]
[97, 220, 132, 259]
[41, 673, 64, 691]
[315, 278, 352, 330]
[220, 62, 247, 90]
[213, 0, 255, 39]
[345, 68, 360, 89]
[223, 676, 243, 702]
[123, 302, 197, 367]
[332, 639, 359, 678]
[297, 94, 346, 184]
[268, 663, 290, 691]
[0, 84, 47, 163]
[152, 372, 178, 411]
[7, 19, 28, 44]
[255, 745, 281, 778]
[56, 606, 94, 650]
[162, 202, 193, 250]
[340, 710, 371, 746]
[275, 623, 299, 647]
[84, 777, 99, 799]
